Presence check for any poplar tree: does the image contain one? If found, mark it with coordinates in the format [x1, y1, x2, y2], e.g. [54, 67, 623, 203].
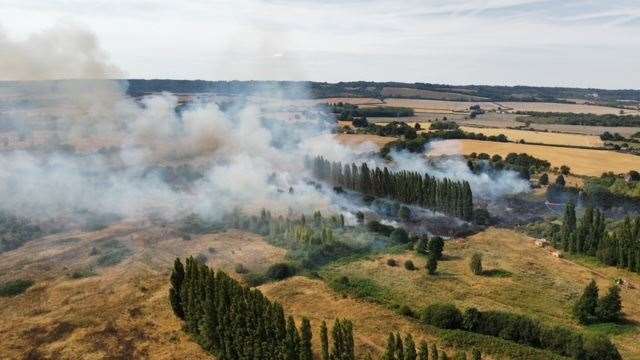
[418, 341, 429, 360]
[404, 334, 417, 360]
[321, 321, 330, 360]
[300, 318, 313, 360]
[169, 258, 185, 319]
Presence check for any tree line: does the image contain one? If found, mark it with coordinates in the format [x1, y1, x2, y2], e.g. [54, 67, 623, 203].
[169, 257, 356, 360]
[421, 303, 620, 360]
[380, 129, 509, 156]
[516, 112, 640, 127]
[309, 156, 474, 221]
[330, 103, 414, 119]
[554, 204, 640, 274]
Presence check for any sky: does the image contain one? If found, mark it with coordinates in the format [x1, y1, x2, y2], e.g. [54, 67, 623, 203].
[0, 0, 639, 89]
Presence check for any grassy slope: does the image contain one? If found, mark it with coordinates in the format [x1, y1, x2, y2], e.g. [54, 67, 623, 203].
[0, 225, 285, 359]
[320, 228, 640, 359]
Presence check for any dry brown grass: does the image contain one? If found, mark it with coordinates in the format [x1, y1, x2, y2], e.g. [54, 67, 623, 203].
[0, 225, 285, 359]
[260, 276, 443, 359]
[321, 98, 383, 105]
[497, 102, 640, 115]
[459, 126, 604, 147]
[380, 98, 639, 116]
[334, 133, 394, 148]
[381, 87, 488, 101]
[428, 139, 640, 176]
[322, 228, 640, 359]
[383, 99, 499, 113]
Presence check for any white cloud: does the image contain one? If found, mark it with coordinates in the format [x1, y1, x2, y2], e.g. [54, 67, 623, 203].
[0, 0, 638, 88]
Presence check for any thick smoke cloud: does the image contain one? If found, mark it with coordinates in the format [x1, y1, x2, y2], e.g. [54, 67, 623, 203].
[390, 144, 530, 199]
[0, 23, 122, 81]
[0, 24, 529, 225]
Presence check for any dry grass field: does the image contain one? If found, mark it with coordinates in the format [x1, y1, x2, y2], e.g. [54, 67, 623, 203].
[334, 133, 394, 148]
[381, 87, 488, 101]
[428, 139, 640, 176]
[459, 126, 604, 147]
[321, 228, 640, 359]
[0, 225, 286, 359]
[381, 99, 501, 113]
[379, 98, 639, 116]
[498, 102, 640, 115]
[321, 97, 383, 105]
[260, 277, 445, 359]
[526, 123, 640, 137]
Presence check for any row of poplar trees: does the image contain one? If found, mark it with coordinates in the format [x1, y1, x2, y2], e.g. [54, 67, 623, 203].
[309, 156, 474, 221]
[555, 204, 640, 273]
[169, 257, 356, 360]
[383, 333, 481, 360]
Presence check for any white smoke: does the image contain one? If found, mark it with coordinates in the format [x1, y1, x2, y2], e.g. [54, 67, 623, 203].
[0, 23, 122, 81]
[0, 23, 529, 225]
[389, 145, 531, 199]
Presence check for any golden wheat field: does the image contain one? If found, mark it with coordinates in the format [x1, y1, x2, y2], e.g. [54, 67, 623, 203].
[334, 133, 394, 148]
[379, 98, 639, 115]
[458, 126, 604, 147]
[428, 139, 640, 176]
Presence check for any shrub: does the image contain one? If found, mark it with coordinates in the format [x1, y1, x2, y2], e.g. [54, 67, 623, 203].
[398, 206, 412, 221]
[367, 220, 395, 236]
[0, 279, 34, 297]
[398, 304, 414, 317]
[469, 253, 483, 275]
[404, 260, 416, 270]
[421, 303, 463, 329]
[266, 262, 296, 280]
[539, 173, 549, 185]
[234, 263, 248, 274]
[69, 268, 97, 279]
[387, 258, 398, 267]
[95, 239, 132, 267]
[244, 273, 267, 287]
[329, 276, 389, 303]
[390, 228, 410, 244]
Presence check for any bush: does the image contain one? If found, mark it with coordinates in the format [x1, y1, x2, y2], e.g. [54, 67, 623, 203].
[398, 304, 414, 317]
[390, 228, 410, 244]
[387, 258, 398, 267]
[421, 303, 463, 329]
[469, 253, 483, 275]
[367, 220, 395, 236]
[95, 239, 132, 267]
[244, 273, 267, 287]
[266, 262, 296, 280]
[398, 206, 412, 221]
[0, 279, 34, 297]
[404, 260, 416, 270]
[329, 276, 390, 303]
[539, 173, 549, 185]
[234, 263, 248, 274]
[69, 268, 97, 279]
